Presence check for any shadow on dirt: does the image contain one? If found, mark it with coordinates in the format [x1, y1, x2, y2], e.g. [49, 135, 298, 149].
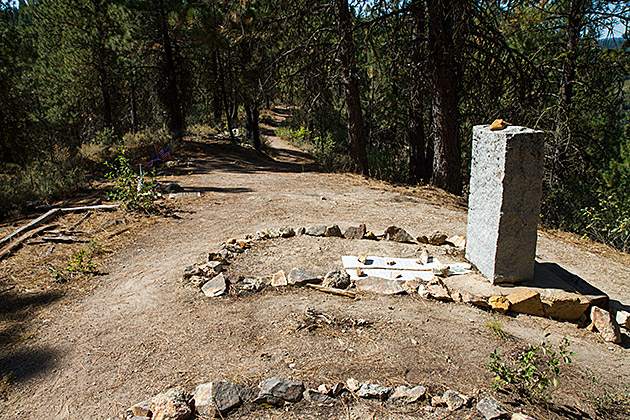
[533, 262, 608, 302]
[0, 348, 58, 383]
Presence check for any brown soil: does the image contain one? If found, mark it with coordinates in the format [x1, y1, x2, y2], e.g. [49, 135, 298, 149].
[0, 109, 629, 420]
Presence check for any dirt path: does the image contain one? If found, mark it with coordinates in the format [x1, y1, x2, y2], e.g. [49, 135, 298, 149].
[1, 110, 629, 420]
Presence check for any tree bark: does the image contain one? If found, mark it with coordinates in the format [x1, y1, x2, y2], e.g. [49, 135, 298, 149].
[427, 0, 462, 195]
[245, 100, 261, 151]
[336, 0, 369, 175]
[158, 1, 185, 142]
[408, 0, 430, 184]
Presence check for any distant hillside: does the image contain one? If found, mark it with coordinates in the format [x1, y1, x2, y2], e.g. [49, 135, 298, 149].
[598, 37, 628, 50]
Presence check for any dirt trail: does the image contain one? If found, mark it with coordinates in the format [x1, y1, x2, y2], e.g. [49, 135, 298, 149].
[1, 110, 629, 420]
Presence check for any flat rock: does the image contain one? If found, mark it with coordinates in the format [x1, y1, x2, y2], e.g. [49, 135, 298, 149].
[287, 268, 319, 285]
[356, 277, 405, 295]
[344, 224, 366, 239]
[324, 224, 344, 237]
[303, 389, 334, 406]
[507, 289, 544, 316]
[390, 385, 426, 403]
[149, 387, 192, 420]
[193, 382, 243, 415]
[356, 383, 391, 400]
[201, 273, 227, 297]
[432, 264, 450, 276]
[305, 226, 327, 237]
[254, 377, 305, 405]
[428, 232, 448, 245]
[476, 397, 508, 419]
[489, 296, 510, 314]
[425, 278, 452, 301]
[271, 270, 288, 287]
[590, 306, 621, 343]
[322, 267, 351, 289]
[385, 226, 415, 243]
[461, 292, 489, 309]
[542, 295, 589, 320]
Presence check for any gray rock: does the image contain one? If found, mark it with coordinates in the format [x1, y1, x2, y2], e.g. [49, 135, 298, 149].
[590, 306, 622, 343]
[466, 125, 544, 284]
[254, 377, 305, 405]
[443, 390, 467, 411]
[476, 397, 507, 419]
[149, 387, 192, 420]
[324, 224, 344, 238]
[385, 226, 415, 243]
[193, 382, 244, 416]
[303, 389, 335, 406]
[428, 232, 448, 245]
[200, 260, 223, 276]
[390, 385, 426, 403]
[322, 268, 351, 289]
[356, 277, 405, 295]
[344, 224, 366, 239]
[201, 273, 227, 297]
[305, 226, 327, 237]
[356, 383, 391, 400]
[162, 182, 184, 193]
[288, 268, 319, 285]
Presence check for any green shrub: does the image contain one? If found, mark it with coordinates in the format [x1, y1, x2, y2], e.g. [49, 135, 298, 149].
[104, 146, 157, 212]
[488, 335, 575, 400]
[51, 247, 96, 283]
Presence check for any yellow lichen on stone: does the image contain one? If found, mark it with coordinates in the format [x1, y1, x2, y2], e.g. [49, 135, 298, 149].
[489, 119, 510, 131]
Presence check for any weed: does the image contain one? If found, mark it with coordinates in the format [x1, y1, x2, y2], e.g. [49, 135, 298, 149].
[51, 248, 96, 282]
[105, 145, 157, 212]
[488, 334, 575, 400]
[485, 318, 505, 338]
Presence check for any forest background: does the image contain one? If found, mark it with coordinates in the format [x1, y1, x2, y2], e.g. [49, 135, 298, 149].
[0, 0, 629, 252]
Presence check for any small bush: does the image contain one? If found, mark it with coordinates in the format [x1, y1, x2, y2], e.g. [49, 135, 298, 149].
[485, 318, 505, 338]
[104, 146, 157, 212]
[187, 124, 220, 140]
[51, 248, 96, 283]
[488, 335, 575, 400]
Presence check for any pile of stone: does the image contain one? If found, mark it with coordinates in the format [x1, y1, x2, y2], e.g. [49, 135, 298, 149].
[121, 376, 538, 420]
[181, 223, 628, 345]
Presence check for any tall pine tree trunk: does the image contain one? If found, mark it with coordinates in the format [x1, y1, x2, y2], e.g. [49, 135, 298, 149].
[245, 100, 261, 151]
[158, 1, 185, 142]
[428, 0, 462, 195]
[336, 0, 368, 175]
[408, 0, 430, 184]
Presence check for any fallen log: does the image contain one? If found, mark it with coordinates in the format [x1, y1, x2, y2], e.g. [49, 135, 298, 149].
[0, 224, 57, 261]
[0, 208, 60, 248]
[0, 204, 119, 249]
[306, 284, 357, 299]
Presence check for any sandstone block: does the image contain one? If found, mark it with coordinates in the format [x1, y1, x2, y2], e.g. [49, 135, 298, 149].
[542, 295, 589, 320]
[489, 296, 510, 314]
[271, 270, 287, 287]
[590, 306, 621, 344]
[507, 289, 544, 316]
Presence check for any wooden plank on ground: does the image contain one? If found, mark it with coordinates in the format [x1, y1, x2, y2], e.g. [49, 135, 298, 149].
[0, 224, 57, 260]
[306, 284, 356, 299]
[60, 204, 119, 213]
[0, 208, 61, 249]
